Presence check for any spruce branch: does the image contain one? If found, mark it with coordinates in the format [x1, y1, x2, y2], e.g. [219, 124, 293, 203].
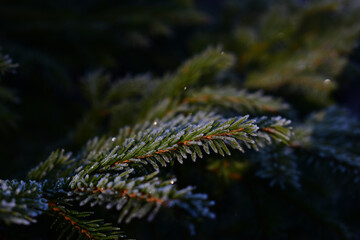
[141, 46, 235, 120]
[95, 114, 258, 173]
[256, 116, 292, 145]
[73, 112, 221, 174]
[24, 111, 291, 239]
[0, 179, 47, 225]
[28, 149, 74, 181]
[182, 87, 289, 114]
[105, 74, 156, 104]
[204, 116, 293, 186]
[74, 46, 234, 140]
[29, 112, 221, 180]
[161, 46, 235, 97]
[68, 171, 215, 224]
[49, 202, 124, 240]
[71, 113, 291, 176]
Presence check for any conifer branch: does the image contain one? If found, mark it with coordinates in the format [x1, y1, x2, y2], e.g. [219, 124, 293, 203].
[257, 116, 292, 145]
[141, 46, 235, 120]
[246, 72, 337, 106]
[49, 202, 124, 240]
[160, 46, 234, 99]
[182, 87, 289, 113]
[70, 113, 291, 176]
[94, 114, 257, 173]
[68, 171, 215, 224]
[28, 149, 74, 181]
[24, 111, 291, 237]
[71, 112, 221, 174]
[0, 180, 47, 225]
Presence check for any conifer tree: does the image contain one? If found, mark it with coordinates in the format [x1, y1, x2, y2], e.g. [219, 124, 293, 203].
[1, 0, 360, 239]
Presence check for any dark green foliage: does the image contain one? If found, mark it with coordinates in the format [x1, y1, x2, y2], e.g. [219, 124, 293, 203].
[182, 87, 289, 114]
[1, 0, 360, 239]
[50, 205, 124, 240]
[14, 108, 291, 238]
[28, 149, 74, 181]
[191, 0, 360, 110]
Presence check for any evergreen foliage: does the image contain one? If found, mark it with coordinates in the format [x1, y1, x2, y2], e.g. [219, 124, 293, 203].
[0, 180, 46, 226]
[1, 0, 360, 239]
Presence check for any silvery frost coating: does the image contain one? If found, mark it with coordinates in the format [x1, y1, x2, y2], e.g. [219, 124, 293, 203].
[67, 171, 215, 224]
[0, 179, 47, 225]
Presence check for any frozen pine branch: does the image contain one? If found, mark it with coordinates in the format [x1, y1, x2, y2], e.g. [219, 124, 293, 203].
[0, 180, 47, 225]
[68, 171, 215, 224]
[73, 113, 291, 176]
